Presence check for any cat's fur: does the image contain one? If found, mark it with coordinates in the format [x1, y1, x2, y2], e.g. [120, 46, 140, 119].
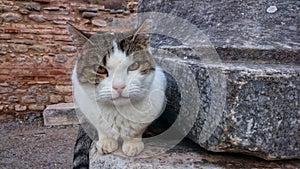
[73, 125, 93, 169]
[69, 20, 167, 167]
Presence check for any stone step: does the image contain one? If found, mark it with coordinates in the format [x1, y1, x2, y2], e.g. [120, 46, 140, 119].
[138, 0, 299, 65]
[134, 0, 300, 161]
[89, 139, 300, 168]
[43, 103, 79, 126]
[155, 53, 300, 160]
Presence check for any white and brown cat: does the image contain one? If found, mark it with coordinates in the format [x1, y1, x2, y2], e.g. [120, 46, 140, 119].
[68, 20, 167, 161]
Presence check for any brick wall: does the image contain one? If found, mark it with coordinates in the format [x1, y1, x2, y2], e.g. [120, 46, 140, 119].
[0, 0, 138, 119]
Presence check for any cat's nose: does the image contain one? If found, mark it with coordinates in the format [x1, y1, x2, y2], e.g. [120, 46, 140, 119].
[113, 84, 126, 94]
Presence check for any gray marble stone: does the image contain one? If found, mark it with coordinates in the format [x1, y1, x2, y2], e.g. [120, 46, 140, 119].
[151, 48, 300, 160]
[133, 0, 300, 160]
[138, 0, 300, 65]
[90, 139, 300, 169]
[43, 103, 79, 126]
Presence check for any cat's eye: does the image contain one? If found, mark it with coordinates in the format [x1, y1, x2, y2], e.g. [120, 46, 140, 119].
[128, 61, 140, 71]
[96, 66, 108, 75]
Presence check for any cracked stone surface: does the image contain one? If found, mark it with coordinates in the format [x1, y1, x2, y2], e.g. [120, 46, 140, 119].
[90, 138, 300, 169]
[138, 0, 300, 65]
[134, 0, 300, 160]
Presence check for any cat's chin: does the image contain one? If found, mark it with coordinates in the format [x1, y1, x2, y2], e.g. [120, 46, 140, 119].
[111, 96, 130, 101]
[111, 97, 131, 106]
[97, 97, 132, 106]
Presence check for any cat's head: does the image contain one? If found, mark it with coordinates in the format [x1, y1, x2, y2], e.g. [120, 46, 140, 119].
[68, 20, 156, 105]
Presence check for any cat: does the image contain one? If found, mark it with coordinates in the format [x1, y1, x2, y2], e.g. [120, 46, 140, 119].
[68, 20, 167, 167]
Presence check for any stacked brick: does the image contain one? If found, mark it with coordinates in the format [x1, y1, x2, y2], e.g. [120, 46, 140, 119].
[0, 0, 138, 118]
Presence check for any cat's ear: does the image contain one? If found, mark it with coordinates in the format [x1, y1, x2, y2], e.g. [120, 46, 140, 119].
[135, 19, 153, 36]
[131, 19, 153, 48]
[67, 23, 91, 47]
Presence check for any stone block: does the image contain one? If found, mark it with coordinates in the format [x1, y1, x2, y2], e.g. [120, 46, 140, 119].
[0, 44, 9, 55]
[91, 18, 107, 27]
[55, 85, 72, 93]
[153, 50, 299, 160]
[1, 12, 22, 22]
[10, 44, 28, 53]
[89, 139, 300, 169]
[78, 7, 98, 13]
[0, 88, 13, 94]
[133, 0, 300, 160]
[7, 96, 19, 102]
[43, 103, 79, 126]
[0, 34, 11, 40]
[138, 0, 299, 65]
[21, 95, 36, 103]
[37, 95, 49, 103]
[50, 94, 63, 104]
[96, 0, 124, 9]
[43, 7, 60, 11]
[19, 8, 30, 15]
[61, 45, 76, 53]
[0, 44, 9, 52]
[64, 96, 73, 103]
[28, 104, 45, 111]
[0, 82, 9, 87]
[28, 87, 38, 94]
[82, 12, 99, 18]
[0, 5, 19, 12]
[109, 9, 124, 14]
[29, 45, 47, 52]
[28, 14, 47, 22]
[54, 35, 72, 42]
[15, 105, 27, 112]
[22, 2, 41, 11]
[54, 54, 68, 63]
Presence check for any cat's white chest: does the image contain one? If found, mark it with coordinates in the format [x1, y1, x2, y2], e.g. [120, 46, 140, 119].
[98, 104, 149, 138]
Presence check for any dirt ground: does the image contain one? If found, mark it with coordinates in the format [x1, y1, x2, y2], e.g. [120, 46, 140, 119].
[0, 118, 78, 169]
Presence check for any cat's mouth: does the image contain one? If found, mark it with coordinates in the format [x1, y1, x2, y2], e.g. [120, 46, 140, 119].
[111, 96, 130, 101]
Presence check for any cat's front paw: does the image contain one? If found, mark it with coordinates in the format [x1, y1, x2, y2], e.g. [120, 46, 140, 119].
[122, 139, 144, 157]
[96, 137, 118, 154]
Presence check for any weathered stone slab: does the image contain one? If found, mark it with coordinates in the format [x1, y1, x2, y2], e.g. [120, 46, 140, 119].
[138, 0, 300, 65]
[150, 50, 299, 160]
[134, 0, 300, 161]
[90, 139, 300, 169]
[43, 103, 79, 126]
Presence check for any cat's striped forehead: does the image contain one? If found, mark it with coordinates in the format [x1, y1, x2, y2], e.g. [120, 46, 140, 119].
[107, 37, 155, 74]
[76, 32, 155, 84]
[69, 20, 154, 84]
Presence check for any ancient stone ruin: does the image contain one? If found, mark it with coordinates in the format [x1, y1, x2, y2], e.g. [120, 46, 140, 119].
[1, 0, 299, 168]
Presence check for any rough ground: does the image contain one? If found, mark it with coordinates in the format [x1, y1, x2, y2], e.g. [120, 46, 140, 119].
[0, 118, 78, 169]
